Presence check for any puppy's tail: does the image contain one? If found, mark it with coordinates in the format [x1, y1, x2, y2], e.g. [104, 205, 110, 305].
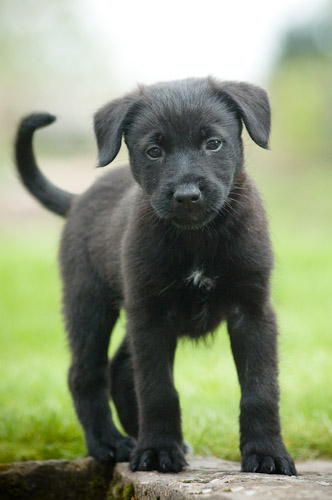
[15, 113, 74, 217]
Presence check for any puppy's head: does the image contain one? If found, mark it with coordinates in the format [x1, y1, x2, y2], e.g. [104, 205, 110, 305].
[94, 77, 270, 230]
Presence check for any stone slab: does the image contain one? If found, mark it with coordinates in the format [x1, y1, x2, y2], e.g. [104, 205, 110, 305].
[113, 455, 332, 500]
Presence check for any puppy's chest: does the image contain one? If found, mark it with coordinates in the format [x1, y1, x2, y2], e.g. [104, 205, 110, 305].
[160, 262, 221, 297]
[185, 268, 216, 293]
[164, 264, 228, 337]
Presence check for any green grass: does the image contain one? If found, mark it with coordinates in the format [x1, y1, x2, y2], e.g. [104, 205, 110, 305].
[1, 161, 332, 463]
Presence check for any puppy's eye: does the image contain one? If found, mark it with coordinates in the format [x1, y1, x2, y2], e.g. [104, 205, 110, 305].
[146, 147, 162, 159]
[206, 139, 222, 152]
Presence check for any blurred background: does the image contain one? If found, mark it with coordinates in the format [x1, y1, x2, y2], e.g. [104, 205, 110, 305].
[0, 0, 331, 462]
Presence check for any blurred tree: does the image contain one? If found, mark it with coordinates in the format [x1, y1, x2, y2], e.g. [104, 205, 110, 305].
[269, 6, 332, 162]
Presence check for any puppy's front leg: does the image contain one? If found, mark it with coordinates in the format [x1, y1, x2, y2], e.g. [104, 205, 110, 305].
[227, 302, 296, 475]
[128, 316, 187, 472]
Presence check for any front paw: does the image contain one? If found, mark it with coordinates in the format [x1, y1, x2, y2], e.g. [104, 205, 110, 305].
[130, 441, 187, 473]
[88, 435, 135, 463]
[242, 442, 296, 476]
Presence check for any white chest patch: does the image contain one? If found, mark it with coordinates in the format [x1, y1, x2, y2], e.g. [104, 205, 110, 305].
[186, 269, 215, 292]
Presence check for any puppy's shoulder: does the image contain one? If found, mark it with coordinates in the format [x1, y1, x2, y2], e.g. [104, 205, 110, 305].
[70, 165, 135, 215]
[93, 164, 135, 195]
[234, 171, 269, 228]
[229, 171, 273, 271]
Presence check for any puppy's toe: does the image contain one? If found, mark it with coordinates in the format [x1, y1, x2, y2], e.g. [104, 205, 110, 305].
[242, 452, 296, 476]
[158, 450, 173, 472]
[89, 436, 135, 463]
[242, 453, 260, 473]
[130, 444, 187, 473]
[260, 456, 276, 474]
[169, 448, 187, 472]
[275, 456, 297, 476]
[140, 449, 156, 471]
[130, 448, 155, 471]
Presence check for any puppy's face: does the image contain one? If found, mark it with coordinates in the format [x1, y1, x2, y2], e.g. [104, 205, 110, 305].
[94, 78, 271, 230]
[125, 83, 243, 230]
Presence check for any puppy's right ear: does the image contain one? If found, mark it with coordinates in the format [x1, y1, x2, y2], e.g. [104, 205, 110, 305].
[94, 94, 138, 167]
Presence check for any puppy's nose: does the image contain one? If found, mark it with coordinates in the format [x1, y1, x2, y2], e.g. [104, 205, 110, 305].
[173, 185, 201, 205]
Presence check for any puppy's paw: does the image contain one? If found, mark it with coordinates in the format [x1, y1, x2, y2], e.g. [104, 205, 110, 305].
[89, 435, 135, 463]
[242, 450, 296, 476]
[130, 442, 187, 473]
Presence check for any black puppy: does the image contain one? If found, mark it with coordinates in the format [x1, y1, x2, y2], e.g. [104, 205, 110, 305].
[15, 77, 296, 475]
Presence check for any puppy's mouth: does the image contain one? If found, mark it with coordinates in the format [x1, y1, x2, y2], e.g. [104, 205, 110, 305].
[155, 201, 223, 231]
[169, 211, 216, 231]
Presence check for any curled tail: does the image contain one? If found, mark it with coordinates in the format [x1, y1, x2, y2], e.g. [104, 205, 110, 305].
[15, 113, 75, 217]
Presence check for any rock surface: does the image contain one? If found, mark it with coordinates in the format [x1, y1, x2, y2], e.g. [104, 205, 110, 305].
[113, 455, 332, 500]
[0, 455, 331, 500]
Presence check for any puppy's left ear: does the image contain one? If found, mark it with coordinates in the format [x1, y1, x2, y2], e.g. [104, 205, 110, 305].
[212, 80, 271, 149]
[94, 93, 139, 167]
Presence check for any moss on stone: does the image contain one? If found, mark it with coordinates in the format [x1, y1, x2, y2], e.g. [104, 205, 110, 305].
[86, 471, 107, 499]
[107, 480, 138, 500]
[107, 480, 123, 500]
[123, 482, 135, 500]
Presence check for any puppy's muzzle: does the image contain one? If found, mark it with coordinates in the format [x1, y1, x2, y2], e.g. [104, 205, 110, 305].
[151, 179, 222, 230]
[173, 184, 201, 208]
[169, 183, 209, 229]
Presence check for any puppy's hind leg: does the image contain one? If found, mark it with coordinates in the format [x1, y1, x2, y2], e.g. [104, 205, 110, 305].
[110, 336, 139, 438]
[63, 263, 134, 463]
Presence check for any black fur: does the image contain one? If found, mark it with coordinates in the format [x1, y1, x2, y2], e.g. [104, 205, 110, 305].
[14, 113, 73, 216]
[14, 77, 296, 475]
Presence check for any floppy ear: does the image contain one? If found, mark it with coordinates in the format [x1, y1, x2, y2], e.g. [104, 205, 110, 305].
[212, 80, 271, 149]
[93, 94, 139, 167]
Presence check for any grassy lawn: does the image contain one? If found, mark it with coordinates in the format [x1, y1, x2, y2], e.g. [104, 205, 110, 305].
[1, 159, 332, 463]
